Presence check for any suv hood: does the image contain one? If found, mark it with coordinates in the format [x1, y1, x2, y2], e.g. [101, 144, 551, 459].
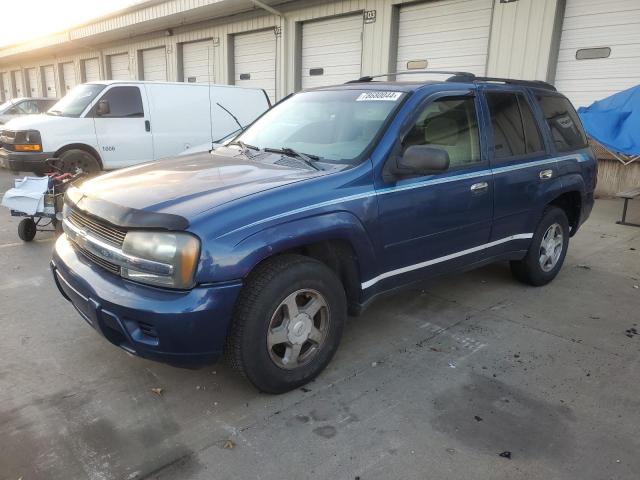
[71, 151, 324, 227]
[2, 113, 60, 130]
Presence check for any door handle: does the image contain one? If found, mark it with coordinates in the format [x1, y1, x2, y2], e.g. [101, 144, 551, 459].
[539, 169, 553, 180]
[470, 182, 489, 192]
[145, 120, 151, 132]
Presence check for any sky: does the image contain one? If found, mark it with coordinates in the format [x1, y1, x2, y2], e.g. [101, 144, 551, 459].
[0, 0, 143, 47]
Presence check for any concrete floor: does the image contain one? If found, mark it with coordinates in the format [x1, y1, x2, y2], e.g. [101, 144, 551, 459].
[0, 169, 639, 480]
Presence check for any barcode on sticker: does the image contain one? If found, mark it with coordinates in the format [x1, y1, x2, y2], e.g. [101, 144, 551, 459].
[356, 91, 402, 102]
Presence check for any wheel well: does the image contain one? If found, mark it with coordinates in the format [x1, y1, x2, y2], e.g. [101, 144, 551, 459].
[257, 240, 362, 315]
[549, 191, 581, 234]
[54, 144, 103, 169]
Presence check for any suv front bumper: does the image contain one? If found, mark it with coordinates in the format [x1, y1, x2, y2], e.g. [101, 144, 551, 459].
[51, 235, 242, 367]
[0, 148, 54, 175]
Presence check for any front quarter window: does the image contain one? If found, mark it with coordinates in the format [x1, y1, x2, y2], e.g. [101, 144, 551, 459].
[236, 89, 405, 164]
[47, 84, 106, 117]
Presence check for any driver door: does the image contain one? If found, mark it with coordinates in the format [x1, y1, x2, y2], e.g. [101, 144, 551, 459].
[91, 85, 154, 169]
[372, 93, 493, 290]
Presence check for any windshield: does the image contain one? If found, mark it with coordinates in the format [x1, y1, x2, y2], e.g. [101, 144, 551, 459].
[236, 89, 405, 163]
[47, 84, 106, 117]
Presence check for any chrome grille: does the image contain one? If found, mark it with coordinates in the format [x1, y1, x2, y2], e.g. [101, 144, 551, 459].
[72, 242, 121, 275]
[68, 209, 127, 247]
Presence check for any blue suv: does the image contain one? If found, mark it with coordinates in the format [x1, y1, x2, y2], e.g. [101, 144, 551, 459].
[51, 72, 596, 393]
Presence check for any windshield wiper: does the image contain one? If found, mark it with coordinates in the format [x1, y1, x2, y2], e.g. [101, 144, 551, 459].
[227, 140, 260, 157]
[265, 147, 321, 171]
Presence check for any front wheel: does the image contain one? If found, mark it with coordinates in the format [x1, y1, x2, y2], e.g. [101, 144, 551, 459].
[510, 206, 570, 286]
[226, 254, 346, 394]
[58, 149, 101, 174]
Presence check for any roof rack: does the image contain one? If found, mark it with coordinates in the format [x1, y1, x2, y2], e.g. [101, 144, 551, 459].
[347, 70, 557, 91]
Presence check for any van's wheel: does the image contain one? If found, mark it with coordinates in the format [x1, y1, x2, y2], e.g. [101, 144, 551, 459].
[18, 218, 37, 242]
[58, 149, 101, 174]
[226, 254, 346, 394]
[510, 206, 570, 286]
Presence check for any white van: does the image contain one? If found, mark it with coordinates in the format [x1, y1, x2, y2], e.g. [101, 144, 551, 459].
[0, 81, 270, 174]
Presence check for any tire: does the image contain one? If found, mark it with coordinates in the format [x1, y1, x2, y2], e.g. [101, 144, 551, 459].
[510, 206, 570, 286]
[226, 254, 347, 394]
[18, 218, 37, 242]
[58, 149, 101, 174]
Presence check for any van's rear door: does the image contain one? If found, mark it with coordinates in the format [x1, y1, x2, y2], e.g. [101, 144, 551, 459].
[92, 85, 154, 169]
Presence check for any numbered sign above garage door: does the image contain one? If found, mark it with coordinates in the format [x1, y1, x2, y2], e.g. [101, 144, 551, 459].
[1, 72, 10, 100]
[109, 53, 131, 80]
[12, 70, 24, 97]
[61, 62, 77, 92]
[142, 47, 167, 81]
[182, 40, 214, 83]
[233, 29, 276, 103]
[395, 0, 493, 80]
[554, 0, 640, 108]
[83, 58, 100, 82]
[301, 14, 363, 89]
[43, 65, 57, 98]
[27, 68, 37, 96]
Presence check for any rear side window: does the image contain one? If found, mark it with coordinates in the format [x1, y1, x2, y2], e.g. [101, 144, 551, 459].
[93, 86, 144, 118]
[536, 94, 588, 152]
[486, 92, 544, 160]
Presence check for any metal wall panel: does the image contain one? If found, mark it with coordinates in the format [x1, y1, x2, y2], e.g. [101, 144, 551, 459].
[27, 68, 38, 96]
[1, 72, 10, 100]
[142, 47, 167, 80]
[396, 0, 493, 79]
[233, 29, 276, 102]
[12, 70, 24, 97]
[554, 0, 640, 107]
[61, 62, 77, 92]
[83, 58, 101, 82]
[182, 40, 214, 83]
[109, 53, 131, 80]
[42, 65, 57, 97]
[301, 13, 363, 89]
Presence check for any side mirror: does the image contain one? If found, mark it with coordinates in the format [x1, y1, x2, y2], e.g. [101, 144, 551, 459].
[390, 145, 450, 177]
[96, 100, 110, 116]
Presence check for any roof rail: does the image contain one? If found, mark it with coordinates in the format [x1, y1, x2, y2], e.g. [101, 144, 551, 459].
[346, 70, 476, 83]
[447, 74, 557, 91]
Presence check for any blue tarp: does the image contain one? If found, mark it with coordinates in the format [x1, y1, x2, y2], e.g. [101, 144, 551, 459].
[577, 85, 640, 156]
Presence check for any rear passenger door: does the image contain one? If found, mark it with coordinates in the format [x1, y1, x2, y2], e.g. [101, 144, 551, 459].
[91, 85, 154, 168]
[482, 88, 550, 241]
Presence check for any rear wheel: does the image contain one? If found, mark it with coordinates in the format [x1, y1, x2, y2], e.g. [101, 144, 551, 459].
[510, 206, 570, 286]
[18, 218, 37, 242]
[226, 255, 346, 393]
[58, 149, 101, 174]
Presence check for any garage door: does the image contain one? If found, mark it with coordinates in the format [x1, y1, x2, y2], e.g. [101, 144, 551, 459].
[83, 58, 100, 82]
[182, 40, 214, 83]
[27, 68, 37, 96]
[62, 62, 76, 93]
[554, 0, 640, 108]
[13, 70, 24, 97]
[395, 0, 493, 80]
[109, 53, 130, 80]
[43, 65, 57, 98]
[301, 14, 363, 89]
[1, 72, 10, 100]
[142, 47, 167, 81]
[234, 30, 276, 102]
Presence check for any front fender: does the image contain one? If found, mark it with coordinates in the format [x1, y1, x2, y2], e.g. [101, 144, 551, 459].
[195, 211, 377, 286]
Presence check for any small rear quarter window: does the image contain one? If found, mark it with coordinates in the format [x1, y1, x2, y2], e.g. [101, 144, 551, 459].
[535, 94, 588, 152]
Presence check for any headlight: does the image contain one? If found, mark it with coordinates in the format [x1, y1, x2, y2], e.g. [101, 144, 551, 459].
[121, 231, 200, 289]
[7, 130, 42, 152]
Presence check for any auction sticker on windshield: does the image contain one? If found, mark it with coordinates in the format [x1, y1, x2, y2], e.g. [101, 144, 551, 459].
[356, 92, 403, 102]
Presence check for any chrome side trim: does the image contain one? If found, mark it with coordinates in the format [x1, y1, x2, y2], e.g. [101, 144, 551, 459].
[63, 219, 174, 276]
[361, 233, 534, 290]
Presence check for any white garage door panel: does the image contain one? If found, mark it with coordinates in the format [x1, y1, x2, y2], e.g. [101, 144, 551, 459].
[301, 14, 363, 89]
[1, 72, 10, 100]
[182, 40, 213, 83]
[554, 0, 640, 107]
[234, 30, 276, 101]
[142, 47, 167, 81]
[13, 71, 24, 96]
[27, 68, 37, 96]
[396, 0, 493, 79]
[109, 54, 130, 80]
[43, 65, 56, 97]
[62, 63, 76, 92]
[84, 58, 100, 82]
